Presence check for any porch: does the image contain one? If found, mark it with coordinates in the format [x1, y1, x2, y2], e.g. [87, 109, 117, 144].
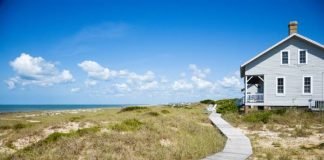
[243, 75, 264, 105]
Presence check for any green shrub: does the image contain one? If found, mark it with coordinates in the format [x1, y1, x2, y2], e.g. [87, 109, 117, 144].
[200, 99, 216, 104]
[43, 126, 100, 144]
[243, 111, 272, 123]
[0, 125, 12, 130]
[76, 126, 100, 136]
[271, 108, 287, 115]
[161, 109, 170, 114]
[13, 123, 29, 130]
[43, 132, 71, 144]
[272, 142, 281, 147]
[69, 115, 85, 122]
[293, 127, 312, 137]
[147, 111, 160, 117]
[119, 106, 148, 113]
[111, 119, 143, 131]
[215, 99, 238, 114]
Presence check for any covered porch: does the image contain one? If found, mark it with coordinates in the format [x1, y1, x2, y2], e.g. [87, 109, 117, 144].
[243, 75, 264, 105]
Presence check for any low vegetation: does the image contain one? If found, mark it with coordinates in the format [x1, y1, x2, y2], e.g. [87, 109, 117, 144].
[214, 99, 238, 114]
[118, 106, 148, 112]
[110, 118, 144, 131]
[222, 107, 324, 159]
[160, 109, 170, 114]
[200, 99, 216, 105]
[0, 104, 225, 160]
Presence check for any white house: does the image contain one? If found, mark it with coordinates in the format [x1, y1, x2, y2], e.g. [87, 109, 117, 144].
[240, 21, 324, 110]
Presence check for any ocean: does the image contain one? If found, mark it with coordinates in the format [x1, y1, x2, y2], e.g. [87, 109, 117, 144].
[0, 104, 134, 113]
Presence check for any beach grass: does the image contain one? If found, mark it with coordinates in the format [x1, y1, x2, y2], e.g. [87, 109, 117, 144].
[0, 103, 225, 160]
[222, 108, 324, 159]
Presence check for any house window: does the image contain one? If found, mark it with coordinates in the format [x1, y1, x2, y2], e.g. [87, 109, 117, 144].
[303, 76, 312, 94]
[281, 51, 289, 64]
[299, 50, 307, 64]
[276, 77, 285, 95]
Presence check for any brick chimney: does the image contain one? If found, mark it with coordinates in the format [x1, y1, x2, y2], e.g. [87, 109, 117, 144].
[288, 21, 298, 35]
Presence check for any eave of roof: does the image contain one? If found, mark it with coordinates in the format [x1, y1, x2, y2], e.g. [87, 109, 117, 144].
[240, 33, 324, 77]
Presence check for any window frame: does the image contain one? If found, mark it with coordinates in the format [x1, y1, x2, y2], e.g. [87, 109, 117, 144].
[302, 76, 313, 95]
[298, 49, 308, 64]
[280, 50, 290, 65]
[276, 76, 285, 96]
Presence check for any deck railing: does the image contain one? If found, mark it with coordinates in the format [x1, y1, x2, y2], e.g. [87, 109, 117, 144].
[310, 100, 324, 111]
[246, 93, 264, 103]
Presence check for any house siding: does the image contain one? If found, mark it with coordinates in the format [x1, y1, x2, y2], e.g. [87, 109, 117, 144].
[245, 36, 324, 106]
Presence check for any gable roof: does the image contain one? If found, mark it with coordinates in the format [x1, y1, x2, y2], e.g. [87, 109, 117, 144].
[240, 33, 324, 77]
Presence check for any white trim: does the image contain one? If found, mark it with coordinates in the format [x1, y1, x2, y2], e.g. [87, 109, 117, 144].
[298, 49, 308, 64]
[280, 50, 290, 65]
[302, 76, 313, 95]
[247, 76, 253, 82]
[258, 76, 264, 82]
[245, 76, 247, 103]
[276, 76, 285, 96]
[240, 33, 324, 69]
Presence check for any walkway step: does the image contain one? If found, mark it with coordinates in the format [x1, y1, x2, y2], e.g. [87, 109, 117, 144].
[203, 112, 253, 160]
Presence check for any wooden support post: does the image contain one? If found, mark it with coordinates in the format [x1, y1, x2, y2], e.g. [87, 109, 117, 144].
[244, 105, 249, 113]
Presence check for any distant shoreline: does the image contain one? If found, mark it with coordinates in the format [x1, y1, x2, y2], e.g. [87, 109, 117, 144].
[0, 104, 144, 113]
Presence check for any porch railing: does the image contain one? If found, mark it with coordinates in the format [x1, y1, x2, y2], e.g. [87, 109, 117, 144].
[309, 100, 324, 111]
[246, 93, 264, 103]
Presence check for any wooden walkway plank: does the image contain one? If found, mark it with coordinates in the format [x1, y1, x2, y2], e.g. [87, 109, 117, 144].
[203, 112, 253, 160]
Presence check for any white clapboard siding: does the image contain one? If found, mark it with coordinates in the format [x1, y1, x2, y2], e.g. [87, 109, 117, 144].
[245, 36, 324, 106]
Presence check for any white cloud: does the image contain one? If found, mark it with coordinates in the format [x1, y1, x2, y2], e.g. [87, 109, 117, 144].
[172, 80, 193, 90]
[189, 64, 210, 78]
[114, 83, 131, 92]
[6, 53, 74, 89]
[76, 61, 242, 100]
[84, 79, 98, 87]
[127, 71, 155, 83]
[70, 87, 81, 93]
[191, 76, 214, 89]
[78, 61, 111, 80]
[5, 80, 16, 90]
[78, 60, 159, 92]
[138, 81, 158, 90]
[160, 76, 168, 83]
[218, 75, 242, 89]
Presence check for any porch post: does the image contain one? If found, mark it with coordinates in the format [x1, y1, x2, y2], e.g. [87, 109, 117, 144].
[245, 75, 247, 103]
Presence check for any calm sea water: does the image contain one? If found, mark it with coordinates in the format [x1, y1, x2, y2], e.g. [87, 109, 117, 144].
[0, 104, 134, 113]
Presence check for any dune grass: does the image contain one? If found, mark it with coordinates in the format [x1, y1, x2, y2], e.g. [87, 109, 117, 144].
[0, 104, 225, 160]
[222, 108, 324, 160]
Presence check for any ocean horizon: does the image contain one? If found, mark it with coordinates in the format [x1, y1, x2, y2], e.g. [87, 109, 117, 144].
[0, 104, 141, 113]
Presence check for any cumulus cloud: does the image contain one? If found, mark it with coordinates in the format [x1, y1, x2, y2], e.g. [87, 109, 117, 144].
[84, 79, 98, 87]
[78, 60, 159, 93]
[172, 64, 214, 92]
[70, 87, 81, 93]
[78, 61, 111, 80]
[218, 75, 242, 89]
[172, 80, 193, 90]
[127, 71, 155, 83]
[6, 53, 74, 89]
[138, 81, 158, 90]
[114, 83, 131, 92]
[191, 76, 214, 89]
[189, 64, 211, 78]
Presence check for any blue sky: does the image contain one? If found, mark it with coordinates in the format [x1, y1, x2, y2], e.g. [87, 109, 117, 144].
[0, 0, 323, 104]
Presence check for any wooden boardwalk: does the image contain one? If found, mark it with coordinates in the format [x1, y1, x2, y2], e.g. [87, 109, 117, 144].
[203, 112, 253, 160]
